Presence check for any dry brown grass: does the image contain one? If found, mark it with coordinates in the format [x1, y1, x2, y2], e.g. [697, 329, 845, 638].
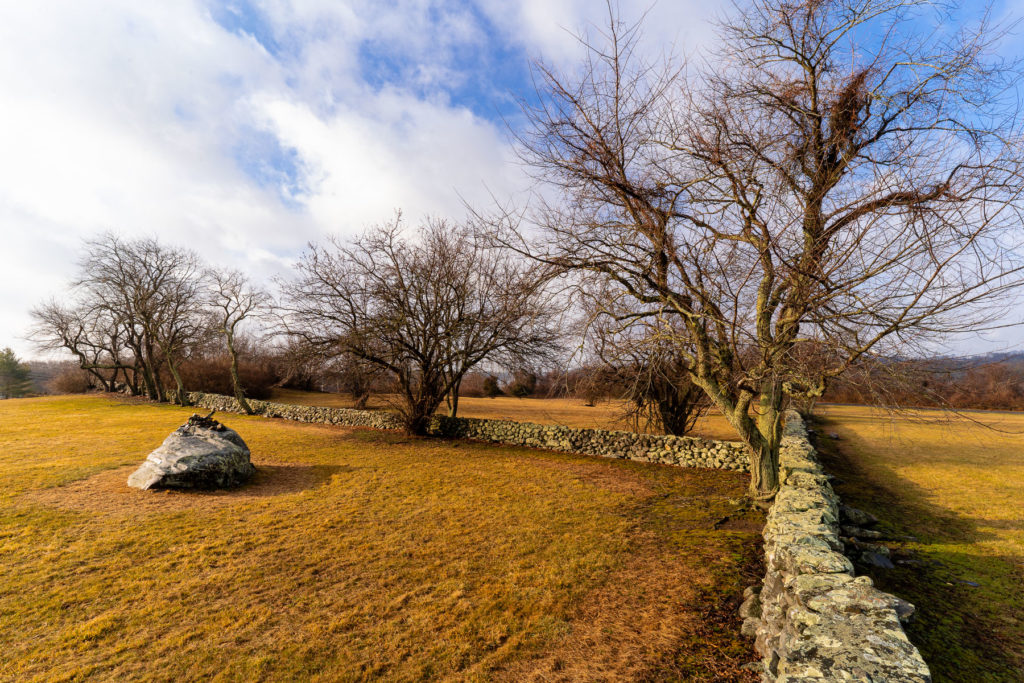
[814, 404, 1024, 682]
[268, 388, 741, 441]
[0, 395, 761, 682]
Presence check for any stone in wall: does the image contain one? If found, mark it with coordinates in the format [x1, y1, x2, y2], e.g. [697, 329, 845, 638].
[744, 412, 931, 682]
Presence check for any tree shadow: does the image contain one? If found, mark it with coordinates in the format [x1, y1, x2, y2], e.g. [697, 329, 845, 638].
[812, 416, 1024, 683]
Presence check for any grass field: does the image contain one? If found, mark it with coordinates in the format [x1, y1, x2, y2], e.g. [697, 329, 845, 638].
[814, 404, 1024, 683]
[268, 388, 741, 442]
[0, 395, 762, 682]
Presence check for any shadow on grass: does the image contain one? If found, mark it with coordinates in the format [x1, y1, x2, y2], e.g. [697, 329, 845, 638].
[811, 416, 1024, 683]
[26, 463, 353, 515]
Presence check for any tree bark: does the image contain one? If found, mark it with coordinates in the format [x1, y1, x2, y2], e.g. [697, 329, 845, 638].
[226, 332, 253, 414]
[447, 377, 461, 418]
[165, 358, 190, 406]
[742, 387, 784, 504]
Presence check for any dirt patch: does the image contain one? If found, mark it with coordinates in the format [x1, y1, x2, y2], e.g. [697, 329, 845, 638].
[522, 457, 655, 498]
[492, 528, 760, 682]
[26, 462, 350, 514]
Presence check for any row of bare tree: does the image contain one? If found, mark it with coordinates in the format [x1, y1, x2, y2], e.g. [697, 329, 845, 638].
[30, 218, 569, 435]
[31, 234, 269, 412]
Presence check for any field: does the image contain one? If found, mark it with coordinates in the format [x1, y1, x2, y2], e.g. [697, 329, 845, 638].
[0, 396, 762, 682]
[267, 388, 741, 442]
[814, 404, 1024, 682]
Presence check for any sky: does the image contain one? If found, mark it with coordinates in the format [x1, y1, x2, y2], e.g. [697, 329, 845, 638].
[1, 0, 1023, 360]
[0, 0, 720, 359]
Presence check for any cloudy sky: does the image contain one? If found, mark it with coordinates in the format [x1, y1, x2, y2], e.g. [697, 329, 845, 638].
[2, 0, 1022, 358]
[1, 0, 723, 358]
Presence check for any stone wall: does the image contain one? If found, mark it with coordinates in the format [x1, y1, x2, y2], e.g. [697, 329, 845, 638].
[740, 412, 931, 681]
[187, 392, 749, 471]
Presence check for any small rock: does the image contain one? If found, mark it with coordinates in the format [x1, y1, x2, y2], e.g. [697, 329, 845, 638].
[739, 594, 762, 620]
[841, 525, 885, 539]
[743, 584, 762, 599]
[828, 432, 840, 439]
[740, 618, 761, 638]
[860, 551, 895, 569]
[891, 596, 917, 623]
[839, 504, 879, 527]
[843, 537, 891, 556]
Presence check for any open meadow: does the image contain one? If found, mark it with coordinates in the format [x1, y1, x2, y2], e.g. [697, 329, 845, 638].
[0, 395, 762, 682]
[814, 405, 1024, 682]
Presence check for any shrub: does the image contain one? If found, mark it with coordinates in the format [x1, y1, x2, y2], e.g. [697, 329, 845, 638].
[482, 375, 503, 398]
[47, 367, 93, 394]
[178, 355, 278, 400]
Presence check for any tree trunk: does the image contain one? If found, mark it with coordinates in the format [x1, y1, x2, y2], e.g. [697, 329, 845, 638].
[140, 362, 159, 401]
[166, 358, 190, 406]
[404, 411, 432, 436]
[148, 346, 166, 403]
[746, 431, 780, 503]
[404, 391, 445, 436]
[226, 336, 253, 415]
[743, 388, 784, 504]
[448, 378, 461, 418]
[699, 377, 784, 505]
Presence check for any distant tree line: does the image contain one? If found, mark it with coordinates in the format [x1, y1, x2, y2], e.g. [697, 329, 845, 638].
[822, 356, 1024, 413]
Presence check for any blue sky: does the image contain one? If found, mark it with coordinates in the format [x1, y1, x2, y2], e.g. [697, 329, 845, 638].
[1, 0, 1022, 358]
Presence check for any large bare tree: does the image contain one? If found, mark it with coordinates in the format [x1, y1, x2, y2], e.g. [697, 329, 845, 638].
[503, 0, 1024, 500]
[32, 234, 209, 405]
[280, 215, 562, 434]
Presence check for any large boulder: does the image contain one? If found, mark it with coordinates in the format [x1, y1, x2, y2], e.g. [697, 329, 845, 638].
[127, 413, 256, 490]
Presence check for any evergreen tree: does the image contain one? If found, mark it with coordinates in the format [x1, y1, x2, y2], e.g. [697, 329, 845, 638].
[0, 348, 32, 399]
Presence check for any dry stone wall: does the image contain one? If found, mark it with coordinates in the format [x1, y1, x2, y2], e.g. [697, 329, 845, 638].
[740, 411, 931, 682]
[187, 392, 748, 471]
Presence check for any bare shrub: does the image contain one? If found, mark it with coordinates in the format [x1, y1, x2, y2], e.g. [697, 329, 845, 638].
[47, 366, 94, 394]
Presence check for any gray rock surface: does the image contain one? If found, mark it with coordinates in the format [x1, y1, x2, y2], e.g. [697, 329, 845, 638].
[127, 414, 255, 490]
[840, 503, 879, 527]
[750, 412, 931, 682]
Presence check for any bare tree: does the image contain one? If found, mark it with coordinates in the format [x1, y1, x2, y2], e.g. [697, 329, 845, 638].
[503, 0, 1024, 500]
[207, 269, 270, 414]
[280, 215, 562, 434]
[30, 300, 130, 392]
[32, 234, 209, 405]
[590, 316, 710, 435]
